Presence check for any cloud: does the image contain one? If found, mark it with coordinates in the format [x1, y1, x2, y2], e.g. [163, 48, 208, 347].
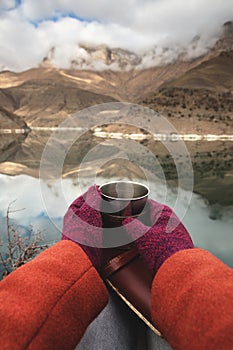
[0, 0, 232, 71]
[0, 0, 16, 11]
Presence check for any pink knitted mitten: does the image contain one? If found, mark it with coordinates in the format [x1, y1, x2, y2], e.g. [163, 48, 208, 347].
[123, 199, 194, 275]
[62, 185, 103, 270]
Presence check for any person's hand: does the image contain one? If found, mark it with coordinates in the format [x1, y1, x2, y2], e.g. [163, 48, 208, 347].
[62, 185, 103, 271]
[123, 199, 194, 275]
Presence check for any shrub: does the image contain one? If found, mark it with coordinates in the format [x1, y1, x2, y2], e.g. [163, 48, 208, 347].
[0, 201, 49, 279]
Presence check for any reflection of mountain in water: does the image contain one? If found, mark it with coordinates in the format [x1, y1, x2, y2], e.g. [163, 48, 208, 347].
[0, 127, 232, 206]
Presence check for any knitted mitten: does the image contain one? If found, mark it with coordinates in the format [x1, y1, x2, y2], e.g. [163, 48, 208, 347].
[62, 185, 103, 270]
[123, 199, 194, 275]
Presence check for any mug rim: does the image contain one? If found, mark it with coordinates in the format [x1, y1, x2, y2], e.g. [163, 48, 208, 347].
[99, 180, 150, 201]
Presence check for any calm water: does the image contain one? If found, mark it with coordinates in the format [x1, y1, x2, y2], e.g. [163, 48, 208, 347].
[0, 128, 233, 269]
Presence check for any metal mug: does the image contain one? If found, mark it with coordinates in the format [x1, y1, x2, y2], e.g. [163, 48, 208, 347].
[99, 180, 150, 227]
[99, 181, 159, 334]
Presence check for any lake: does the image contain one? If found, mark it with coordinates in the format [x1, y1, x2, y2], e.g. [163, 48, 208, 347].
[0, 121, 233, 270]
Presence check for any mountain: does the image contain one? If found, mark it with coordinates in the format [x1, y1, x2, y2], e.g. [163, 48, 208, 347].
[137, 49, 233, 135]
[0, 56, 217, 122]
[0, 21, 233, 205]
[163, 51, 233, 91]
[0, 21, 232, 131]
[0, 107, 29, 162]
[0, 106, 28, 129]
[43, 44, 141, 70]
[0, 52, 231, 128]
[0, 69, 118, 126]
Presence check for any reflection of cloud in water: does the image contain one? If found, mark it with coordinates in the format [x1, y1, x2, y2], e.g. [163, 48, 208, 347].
[180, 194, 233, 268]
[0, 174, 232, 267]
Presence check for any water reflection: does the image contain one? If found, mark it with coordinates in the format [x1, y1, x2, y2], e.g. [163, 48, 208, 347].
[0, 129, 233, 204]
[0, 112, 233, 270]
[0, 174, 232, 268]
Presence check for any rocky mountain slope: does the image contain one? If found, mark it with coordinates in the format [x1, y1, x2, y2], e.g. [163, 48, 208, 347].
[0, 56, 216, 127]
[0, 106, 28, 130]
[0, 21, 232, 128]
[0, 52, 231, 128]
[0, 107, 29, 162]
[138, 50, 233, 134]
[0, 22, 232, 205]
[0, 71, 118, 126]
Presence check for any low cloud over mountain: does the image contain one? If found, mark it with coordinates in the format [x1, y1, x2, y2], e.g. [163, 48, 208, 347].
[0, 0, 232, 71]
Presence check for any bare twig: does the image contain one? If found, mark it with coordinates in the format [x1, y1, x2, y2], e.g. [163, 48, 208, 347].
[0, 201, 50, 278]
[0, 251, 10, 275]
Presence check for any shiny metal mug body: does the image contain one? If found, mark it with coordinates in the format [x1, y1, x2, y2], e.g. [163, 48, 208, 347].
[100, 180, 150, 227]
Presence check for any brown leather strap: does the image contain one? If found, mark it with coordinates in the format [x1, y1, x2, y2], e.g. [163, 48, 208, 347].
[102, 248, 139, 278]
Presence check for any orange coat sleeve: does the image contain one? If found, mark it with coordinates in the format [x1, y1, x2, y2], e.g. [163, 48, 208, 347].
[0, 240, 108, 350]
[151, 248, 233, 350]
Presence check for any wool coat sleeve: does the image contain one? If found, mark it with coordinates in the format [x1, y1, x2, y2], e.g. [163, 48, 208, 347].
[151, 248, 233, 350]
[0, 240, 109, 350]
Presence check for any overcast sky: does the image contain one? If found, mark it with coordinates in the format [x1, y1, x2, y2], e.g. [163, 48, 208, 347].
[0, 0, 232, 71]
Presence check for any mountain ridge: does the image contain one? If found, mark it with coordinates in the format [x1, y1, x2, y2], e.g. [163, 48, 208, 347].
[0, 22, 232, 130]
[0, 33, 232, 205]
